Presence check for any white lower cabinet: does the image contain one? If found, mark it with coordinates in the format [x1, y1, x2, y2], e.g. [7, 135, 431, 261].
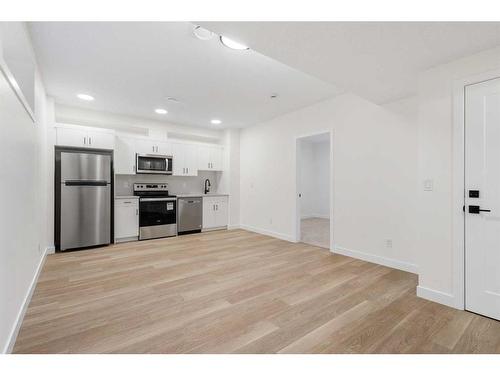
[202, 196, 228, 230]
[115, 197, 139, 242]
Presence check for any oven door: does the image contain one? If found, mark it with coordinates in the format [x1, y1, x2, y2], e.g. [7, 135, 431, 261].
[139, 198, 177, 240]
[136, 154, 171, 174]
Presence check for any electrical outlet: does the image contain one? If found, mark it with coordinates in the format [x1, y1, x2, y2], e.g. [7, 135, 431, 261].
[385, 239, 393, 248]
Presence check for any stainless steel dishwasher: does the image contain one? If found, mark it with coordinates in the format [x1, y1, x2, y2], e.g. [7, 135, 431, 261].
[177, 197, 202, 235]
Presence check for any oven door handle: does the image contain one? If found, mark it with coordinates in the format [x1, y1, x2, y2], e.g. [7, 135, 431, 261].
[140, 198, 177, 202]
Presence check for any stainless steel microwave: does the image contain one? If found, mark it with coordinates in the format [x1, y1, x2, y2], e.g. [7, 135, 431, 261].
[136, 154, 173, 174]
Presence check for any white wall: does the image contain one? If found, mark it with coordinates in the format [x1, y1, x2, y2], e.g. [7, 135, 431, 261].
[221, 129, 241, 228]
[416, 46, 500, 307]
[0, 23, 50, 353]
[240, 93, 418, 271]
[299, 140, 330, 219]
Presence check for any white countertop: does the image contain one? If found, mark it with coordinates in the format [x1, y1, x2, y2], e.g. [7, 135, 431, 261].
[115, 195, 139, 199]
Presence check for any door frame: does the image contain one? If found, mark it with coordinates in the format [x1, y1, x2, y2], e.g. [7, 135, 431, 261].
[294, 130, 334, 251]
[452, 69, 500, 310]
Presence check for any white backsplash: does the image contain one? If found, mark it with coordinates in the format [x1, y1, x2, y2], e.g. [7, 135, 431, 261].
[115, 171, 222, 196]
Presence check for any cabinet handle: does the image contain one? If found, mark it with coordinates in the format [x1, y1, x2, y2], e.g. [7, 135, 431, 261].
[84, 137, 86, 145]
[89, 137, 92, 145]
[124, 201, 131, 204]
[187, 167, 189, 174]
[136, 208, 139, 215]
[208, 162, 210, 168]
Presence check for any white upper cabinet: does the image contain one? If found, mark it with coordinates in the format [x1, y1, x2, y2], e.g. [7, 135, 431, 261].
[56, 126, 88, 147]
[114, 135, 137, 174]
[56, 125, 115, 149]
[172, 142, 198, 176]
[198, 144, 224, 171]
[135, 139, 171, 155]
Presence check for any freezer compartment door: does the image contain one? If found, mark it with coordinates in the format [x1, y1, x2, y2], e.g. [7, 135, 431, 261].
[61, 152, 111, 182]
[60, 184, 111, 250]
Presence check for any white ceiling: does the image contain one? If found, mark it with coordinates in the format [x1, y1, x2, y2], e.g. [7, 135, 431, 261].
[200, 22, 500, 103]
[28, 22, 341, 129]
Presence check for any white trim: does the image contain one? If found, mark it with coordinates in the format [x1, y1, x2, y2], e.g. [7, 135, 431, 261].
[300, 214, 330, 220]
[227, 224, 240, 230]
[240, 224, 297, 243]
[3, 246, 48, 353]
[334, 245, 418, 274]
[451, 68, 500, 311]
[416, 286, 457, 308]
[294, 130, 334, 252]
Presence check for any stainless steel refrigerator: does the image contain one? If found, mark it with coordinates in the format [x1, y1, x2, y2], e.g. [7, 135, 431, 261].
[55, 148, 113, 251]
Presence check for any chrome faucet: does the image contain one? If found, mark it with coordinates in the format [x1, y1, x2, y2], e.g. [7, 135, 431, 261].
[204, 179, 211, 194]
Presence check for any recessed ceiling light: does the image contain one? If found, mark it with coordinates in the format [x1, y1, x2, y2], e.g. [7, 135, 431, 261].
[193, 25, 214, 41]
[155, 108, 168, 114]
[211, 119, 222, 125]
[220, 36, 249, 50]
[77, 93, 94, 101]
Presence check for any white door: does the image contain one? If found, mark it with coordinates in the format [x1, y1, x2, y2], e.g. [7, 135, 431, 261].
[465, 77, 500, 320]
[215, 197, 228, 227]
[210, 146, 223, 171]
[198, 145, 211, 171]
[114, 199, 139, 240]
[184, 144, 198, 176]
[56, 127, 87, 147]
[202, 197, 216, 229]
[115, 136, 137, 174]
[172, 142, 186, 175]
[87, 130, 115, 149]
[136, 139, 158, 154]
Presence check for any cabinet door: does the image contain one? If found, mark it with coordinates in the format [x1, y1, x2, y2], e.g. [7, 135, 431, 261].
[56, 127, 87, 147]
[87, 130, 115, 150]
[210, 146, 224, 171]
[215, 197, 228, 227]
[114, 199, 139, 239]
[157, 141, 172, 156]
[197, 145, 211, 171]
[184, 143, 198, 176]
[202, 197, 216, 229]
[115, 136, 137, 174]
[172, 143, 186, 176]
[136, 139, 158, 154]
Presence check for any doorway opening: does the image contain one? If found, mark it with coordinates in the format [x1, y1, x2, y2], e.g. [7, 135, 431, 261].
[296, 132, 332, 250]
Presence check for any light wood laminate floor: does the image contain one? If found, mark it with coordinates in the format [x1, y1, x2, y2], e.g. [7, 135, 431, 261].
[301, 217, 329, 249]
[14, 229, 500, 353]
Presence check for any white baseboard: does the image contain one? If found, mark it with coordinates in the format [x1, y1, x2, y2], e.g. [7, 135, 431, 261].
[227, 224, 240, 230]
[416, 285, 459, 309]
[46, 245, 55, 255]
[334, 245, 418, 274]
[3, 246, 48, 353]
[239, 224, 297, 243]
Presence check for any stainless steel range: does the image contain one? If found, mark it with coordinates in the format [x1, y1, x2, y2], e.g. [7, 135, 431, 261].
[133, 183, 177, 240]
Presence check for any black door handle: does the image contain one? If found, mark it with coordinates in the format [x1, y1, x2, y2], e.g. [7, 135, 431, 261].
[468, 205, 491, 214]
